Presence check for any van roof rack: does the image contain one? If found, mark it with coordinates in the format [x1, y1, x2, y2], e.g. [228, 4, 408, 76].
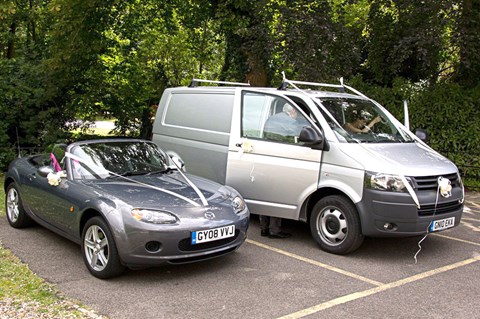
[188, 78, 250, 87]
[278, 72, 366, 98]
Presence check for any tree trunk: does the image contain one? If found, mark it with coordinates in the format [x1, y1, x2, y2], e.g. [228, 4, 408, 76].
[7, 22, 16, 59]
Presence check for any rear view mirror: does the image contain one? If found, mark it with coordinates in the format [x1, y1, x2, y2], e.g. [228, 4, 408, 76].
[414, 129, 428, 143]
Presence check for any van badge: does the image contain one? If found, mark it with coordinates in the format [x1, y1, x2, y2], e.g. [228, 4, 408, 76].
[438, 177, 452, 198]
[204, 212, 216, 220]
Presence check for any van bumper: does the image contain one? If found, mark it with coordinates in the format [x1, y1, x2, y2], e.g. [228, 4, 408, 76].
[356, 188, 464, 237]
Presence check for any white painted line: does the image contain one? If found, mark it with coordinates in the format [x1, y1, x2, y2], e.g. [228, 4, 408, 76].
[466, 201, 480, 208]
[434, 233, 480, 245]
[246, 239, 383, 286]
[277, 256, 480, 319]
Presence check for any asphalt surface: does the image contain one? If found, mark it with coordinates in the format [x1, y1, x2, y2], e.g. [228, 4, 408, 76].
[1, 192, 479, 319]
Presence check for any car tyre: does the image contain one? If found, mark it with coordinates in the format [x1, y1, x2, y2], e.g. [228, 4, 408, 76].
[82, 217, 125, 279]
[310, 195, 364, 255]
[5, 183, 33, 228]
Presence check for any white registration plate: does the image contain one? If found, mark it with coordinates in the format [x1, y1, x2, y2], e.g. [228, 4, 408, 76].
[191, 225, 235, 245]
[429, 217, 455, 232]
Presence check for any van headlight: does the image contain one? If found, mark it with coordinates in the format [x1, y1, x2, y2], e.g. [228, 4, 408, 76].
[231, 196, 246, 214]
[365, 171, 409, 192]
[131, 209, 178, 224]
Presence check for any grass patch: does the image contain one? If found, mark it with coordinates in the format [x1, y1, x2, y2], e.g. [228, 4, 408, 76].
[0, 174, 106, 318]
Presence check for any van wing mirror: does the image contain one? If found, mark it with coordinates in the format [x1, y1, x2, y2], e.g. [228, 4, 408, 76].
[298, 126, 326, 149]
[414, 129, 428, 143]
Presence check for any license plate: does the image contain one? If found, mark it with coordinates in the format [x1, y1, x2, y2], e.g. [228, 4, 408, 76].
[191, 225, 235, 245]
[429, 217, 455, 232]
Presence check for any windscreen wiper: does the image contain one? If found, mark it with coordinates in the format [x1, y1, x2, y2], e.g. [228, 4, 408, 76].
[107, 170, 149, 178]
[146, 167, 174, 175]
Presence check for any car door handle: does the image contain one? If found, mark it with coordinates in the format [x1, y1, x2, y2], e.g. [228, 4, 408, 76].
[235, 143, 243, 147]
[28, 173, 36, 180]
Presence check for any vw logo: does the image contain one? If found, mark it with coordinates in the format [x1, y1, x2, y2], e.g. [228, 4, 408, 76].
[204, 211, 216, 220]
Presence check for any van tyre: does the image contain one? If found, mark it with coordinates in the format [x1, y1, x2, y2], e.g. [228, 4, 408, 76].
[310, 195, 363, 255]
[5, 183, 33, 228]
[82, 217, 125, 279]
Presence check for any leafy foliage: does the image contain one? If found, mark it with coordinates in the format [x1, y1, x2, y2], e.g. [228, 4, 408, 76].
[277, 0, 362, 82]
[364, 0, 452, 86]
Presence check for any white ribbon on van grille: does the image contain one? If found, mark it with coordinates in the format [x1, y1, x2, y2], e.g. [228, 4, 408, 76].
[64, 152, 203, 207]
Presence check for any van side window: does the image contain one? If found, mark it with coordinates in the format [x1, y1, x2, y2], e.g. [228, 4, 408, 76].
[164, 93, 234, 133]
[241, 92, 310, 144]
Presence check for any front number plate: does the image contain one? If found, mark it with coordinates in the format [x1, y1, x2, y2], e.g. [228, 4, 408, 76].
[191, 225, 235, 245]
[429, 217, 455, 232]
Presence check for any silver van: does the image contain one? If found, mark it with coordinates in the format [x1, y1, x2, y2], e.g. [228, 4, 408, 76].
[152, 77, 464, 254]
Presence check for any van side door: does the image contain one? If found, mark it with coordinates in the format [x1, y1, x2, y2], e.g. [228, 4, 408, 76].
[226, 90, 323, 220]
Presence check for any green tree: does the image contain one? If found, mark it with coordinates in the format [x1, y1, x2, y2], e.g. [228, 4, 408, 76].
[212, 0, 274, 86]
[364, 0, 451, 86]
[454, 0, 480, 87]
[277, 0, 362, 83]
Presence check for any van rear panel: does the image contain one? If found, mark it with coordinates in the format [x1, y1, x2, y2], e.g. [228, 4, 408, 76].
[152, 88, 235, 184]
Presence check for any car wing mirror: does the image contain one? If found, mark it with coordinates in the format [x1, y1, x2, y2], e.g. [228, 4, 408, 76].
[169, 155, 185, 171]
[414, 128, 428, 143]
[37, 166, 54, 177]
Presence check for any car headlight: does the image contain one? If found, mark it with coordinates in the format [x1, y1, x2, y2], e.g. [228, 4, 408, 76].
[231, 196, 246, 214]
[131, 209, 178, 224]
[365, 171, 409, 192]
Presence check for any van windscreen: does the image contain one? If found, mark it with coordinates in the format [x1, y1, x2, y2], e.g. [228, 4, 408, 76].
[316, 97, 414, 144]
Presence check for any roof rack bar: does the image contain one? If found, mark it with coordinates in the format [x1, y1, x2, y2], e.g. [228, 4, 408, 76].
[189, 79, 250, 87]
[283, 79, 344, 90]
[342, 84, 367, 98]
[280, 72, 365, 97]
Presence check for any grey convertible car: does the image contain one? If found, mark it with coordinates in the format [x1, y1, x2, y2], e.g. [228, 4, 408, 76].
[4, 139, 249, 278]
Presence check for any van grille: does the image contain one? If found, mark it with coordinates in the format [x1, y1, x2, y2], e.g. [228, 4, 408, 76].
[409, 173, 460, 191]
[178, 230, 240, 252]
[418, 200, 463, 216]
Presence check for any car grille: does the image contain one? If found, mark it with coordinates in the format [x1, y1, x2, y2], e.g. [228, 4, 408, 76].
[168, 247, 237, 264]
[178, 230, 240, 252]
[409, 173, 460, 191]
[417, 200, 463, 216]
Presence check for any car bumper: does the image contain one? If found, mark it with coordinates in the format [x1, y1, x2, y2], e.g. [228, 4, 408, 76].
[357, 188, 464, 237]
[112, 213, 249, 267]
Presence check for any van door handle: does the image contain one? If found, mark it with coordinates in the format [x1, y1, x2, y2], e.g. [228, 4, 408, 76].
[235, 143, 243, 147]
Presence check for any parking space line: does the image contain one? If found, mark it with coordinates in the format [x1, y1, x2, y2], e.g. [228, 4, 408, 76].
[466, 201, 480, 208]
[433, 233, 480, 246]
[277, 256, 480, 319]
[246, 239, 383, 286]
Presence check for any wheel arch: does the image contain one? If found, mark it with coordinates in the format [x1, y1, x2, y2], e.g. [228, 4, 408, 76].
[4, 176, 15, 193]
[300, 187, 358, 225]
[79, 209, 104, 237]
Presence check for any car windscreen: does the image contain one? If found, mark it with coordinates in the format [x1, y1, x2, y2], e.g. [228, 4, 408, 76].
[315, 97, 414, 143]
[69, 141, 169, 179]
